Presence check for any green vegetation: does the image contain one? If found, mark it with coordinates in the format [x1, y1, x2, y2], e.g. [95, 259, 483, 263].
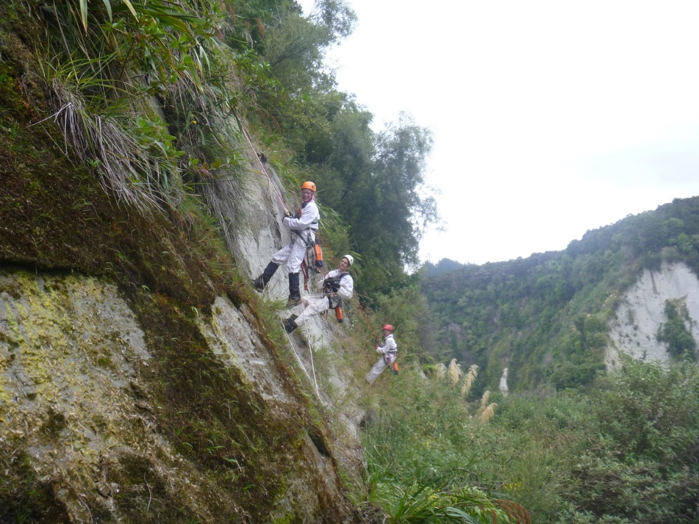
[0, 3, 358, 518]
[657, 299, 697, 360]
[3, 0, 436, 301]
[363, 360, 699, 523]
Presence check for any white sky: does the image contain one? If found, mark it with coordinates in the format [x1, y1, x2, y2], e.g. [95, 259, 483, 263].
[300, 0, 699, 265]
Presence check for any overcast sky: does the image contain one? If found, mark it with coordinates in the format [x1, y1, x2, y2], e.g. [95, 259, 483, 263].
[300, 0, 699, 265]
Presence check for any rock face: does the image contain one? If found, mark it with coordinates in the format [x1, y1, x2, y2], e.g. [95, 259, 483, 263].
[0, 268, 361, 522]
[606, 262, 699, 370]
[0, 78, 363, 520]
[202, 145, 366, 469]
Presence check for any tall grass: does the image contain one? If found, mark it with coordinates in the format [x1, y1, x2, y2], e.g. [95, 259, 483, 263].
[28, 0, 236, 212]
[42, 69, 173, 211]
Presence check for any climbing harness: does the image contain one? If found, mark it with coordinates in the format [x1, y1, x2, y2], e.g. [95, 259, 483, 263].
[383, 351, 398, 373]
[300, 237, 324, 292]
[322, 273, 350, 323]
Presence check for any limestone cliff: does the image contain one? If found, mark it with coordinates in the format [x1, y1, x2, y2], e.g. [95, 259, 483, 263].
[607, 261, 699, 370]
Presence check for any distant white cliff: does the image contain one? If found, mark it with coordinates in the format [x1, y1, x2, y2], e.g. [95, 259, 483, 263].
[606, 261, 699, 370]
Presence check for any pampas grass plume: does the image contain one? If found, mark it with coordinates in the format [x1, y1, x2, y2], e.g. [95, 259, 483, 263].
[480, 390, 490, 411]
[447, 358, 463, 385]
[460, 364, 478, 398]
[435, 363, 446, 378]
[479, 403, 497, 424]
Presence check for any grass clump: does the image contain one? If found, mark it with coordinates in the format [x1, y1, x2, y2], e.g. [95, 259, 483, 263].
[366, 474, 516, 523]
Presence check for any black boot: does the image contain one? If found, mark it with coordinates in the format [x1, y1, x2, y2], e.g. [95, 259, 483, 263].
[286, 272, 301, 307]
[284, 317, 298, 333]
[252, 262, 279, 292]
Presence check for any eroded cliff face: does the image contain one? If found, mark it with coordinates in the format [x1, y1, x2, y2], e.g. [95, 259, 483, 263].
[0, 269, 360, 522]
[0, 40, 364, 522]
[201, 143, 367, 467]
[606, 261, 699, 370]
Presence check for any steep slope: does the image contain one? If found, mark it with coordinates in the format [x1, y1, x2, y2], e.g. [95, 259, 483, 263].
[422, 196, 699, 392]
[0, 32, 365, 523]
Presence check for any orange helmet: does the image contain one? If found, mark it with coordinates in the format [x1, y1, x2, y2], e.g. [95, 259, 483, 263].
[382, 324, 394, 331]
[301, 181, 316, 192]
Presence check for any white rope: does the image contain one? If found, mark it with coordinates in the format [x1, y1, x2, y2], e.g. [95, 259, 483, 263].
[241, 128, 290, 213]
[301, 324, 321, 399]
[283, 321, 320, 399]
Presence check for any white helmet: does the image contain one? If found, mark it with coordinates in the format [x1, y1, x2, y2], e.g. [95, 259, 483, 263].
[342, 254, 354, 267]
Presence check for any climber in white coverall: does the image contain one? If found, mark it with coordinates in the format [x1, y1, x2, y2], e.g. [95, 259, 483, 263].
[252, 181, 320, 306]
[283, 255, 354, 333]
[366, 324, 398, 384]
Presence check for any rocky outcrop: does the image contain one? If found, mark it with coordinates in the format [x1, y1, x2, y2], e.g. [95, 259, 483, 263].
[606, 261, 699, 370]
[0, 268, 362, 522]
[0, 53, 364, 520]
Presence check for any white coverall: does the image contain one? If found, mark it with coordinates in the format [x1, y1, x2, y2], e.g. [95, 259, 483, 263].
[293, 270, 354, 326]
[271, 200, 320, 273]
[366, 333, 397, 384]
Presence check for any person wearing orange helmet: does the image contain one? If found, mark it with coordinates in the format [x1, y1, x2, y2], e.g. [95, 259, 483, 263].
[252, 181, 319, 306]
[366, 324, 398, 384]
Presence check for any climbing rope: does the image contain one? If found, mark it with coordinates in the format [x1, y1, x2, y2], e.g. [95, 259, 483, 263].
[241, 127, 291, 214]
[283, 321, 320, 399]
[300, 324, 321, 399]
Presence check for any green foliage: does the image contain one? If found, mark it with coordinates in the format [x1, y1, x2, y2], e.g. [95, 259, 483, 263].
[367, 474, 514, 523]
[76, 0, 138, 31]
[24, 0, 240, 210]
[362, 366, 523, 522]
[657, 299, 697, 360]
[365, 359, 699, 522]
[423, 258, 467, 277]
[261, 0, 355, 92]
[326, 114, 437, 299]
[549, 361, 605, 390]
[356, 115, 436, 265]
[564, 361, 699, 522]
[8, 2, 699, 522]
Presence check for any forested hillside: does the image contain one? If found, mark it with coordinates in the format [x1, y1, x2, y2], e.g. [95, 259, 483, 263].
[422, 196, 699, 391]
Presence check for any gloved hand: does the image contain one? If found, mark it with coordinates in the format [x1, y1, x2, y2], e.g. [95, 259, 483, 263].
[284, 210, 293, 219]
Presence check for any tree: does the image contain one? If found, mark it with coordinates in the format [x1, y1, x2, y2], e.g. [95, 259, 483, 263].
[261, 0, 356, 93]
[336, 114, 437, 297]
[657, 300, 697, 360]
